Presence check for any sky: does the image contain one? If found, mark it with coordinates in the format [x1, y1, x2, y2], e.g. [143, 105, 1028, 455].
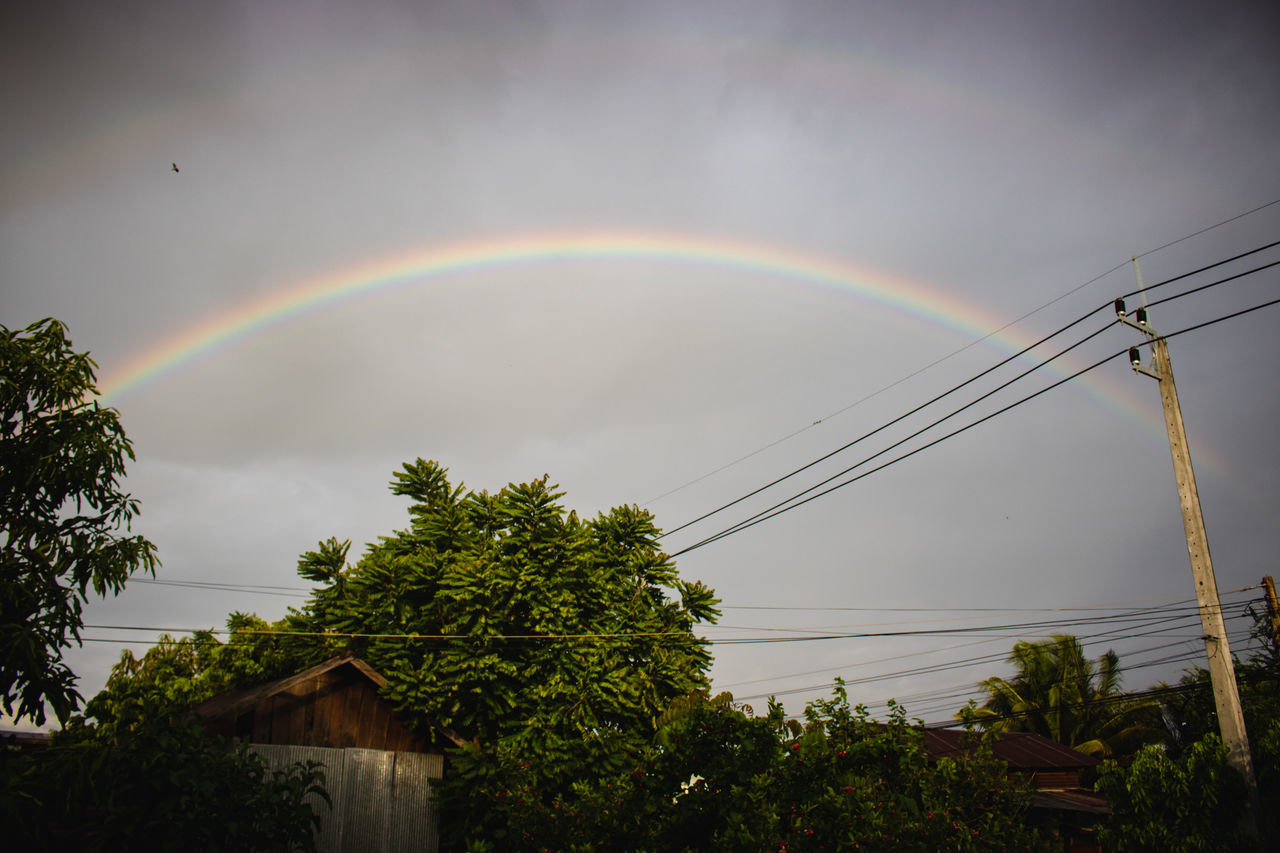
[3, 0, 1279, 730]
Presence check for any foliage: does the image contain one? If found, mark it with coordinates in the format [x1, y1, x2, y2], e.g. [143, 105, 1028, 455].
[1158, 615, 1280, 756]
[6, 718, 328, 852]
[440, 684, 1053, 852]
[289, 459, 721, 750]
[77, 613, 326, 741]
[0, 318, 158, 724]
[1094, 734, 1255, 853]
[1152, 610, 1280, 842]
[958, 635, 1159, 757]
[3, 630, 333, 852]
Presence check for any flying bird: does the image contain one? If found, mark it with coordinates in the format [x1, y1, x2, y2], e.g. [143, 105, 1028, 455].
[171, 162, 179, 173]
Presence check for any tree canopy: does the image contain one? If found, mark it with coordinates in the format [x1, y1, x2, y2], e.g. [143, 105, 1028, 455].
[1095, 734, 1253, 853]
[285, 459, 720, 751]
[0, 318, 158, 724]
[958, 635, 1158, 757]
[439, 684, 1053, 852]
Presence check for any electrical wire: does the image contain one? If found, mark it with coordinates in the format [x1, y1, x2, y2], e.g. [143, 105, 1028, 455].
[721, 594, 1261, 703]
[671, 344, 1117, 556]
[729, 611, 1218, 701]
[644, 205, 1280, 509]
[78, 593, 1250, 647]
[665, 241, 1280, 546]
[660, 309, 1113, 538]
[131, 578, 309, 597]
[672, 291, 1280, 556]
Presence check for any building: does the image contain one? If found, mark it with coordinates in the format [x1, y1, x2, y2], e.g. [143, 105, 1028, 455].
[192, 652, 444, 853]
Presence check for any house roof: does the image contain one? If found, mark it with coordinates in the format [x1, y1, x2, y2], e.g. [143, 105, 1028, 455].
[0, 730, 51, 749]
[919, 728, 1101, 769]
[190, 652, 469, 748]
[190, 651, 387, 725]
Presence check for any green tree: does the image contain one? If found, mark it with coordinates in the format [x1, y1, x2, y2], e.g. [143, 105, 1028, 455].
[1094, 734, 1254, 853]
[1, 318, 158, 725]
[11, 715, 328, 852]
[76, 613, 323, 740]
[443, 685, 1052, 852]
[5, 625, 331, 851]
[1154, 609, 1280, 842]
[958, 635, 1158, 757]
[1158, 609, 1280, 754]
[290, 459, 721, 752]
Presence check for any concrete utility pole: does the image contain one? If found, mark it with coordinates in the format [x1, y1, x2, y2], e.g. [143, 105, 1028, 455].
[1263, 575, 1280, 660]
[1115, 295, 1259, 830]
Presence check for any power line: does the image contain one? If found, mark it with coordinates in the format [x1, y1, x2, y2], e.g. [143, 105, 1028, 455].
[1134, 199, 1280, 260]
[644, 204, 1280, 508]
[672, 292, 1280, 556]
[714, 589, 1259, 691]
[866, 617, 1261, 714]
[131, 578, 309, 597]
[671, 343, 1116, 556]
[736, 607, 1261, 711]
[729, 608, 1233, 702]
[921, 668, 1280, 731]
[78, 596, 1248, 646]
[661, 307, 1113, 538]
[1120, 241, 1280, 305]
[664, 240, 1280, 546]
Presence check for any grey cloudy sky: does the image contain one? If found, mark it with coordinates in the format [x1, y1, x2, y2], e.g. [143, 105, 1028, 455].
[3, 0, 1279, 728]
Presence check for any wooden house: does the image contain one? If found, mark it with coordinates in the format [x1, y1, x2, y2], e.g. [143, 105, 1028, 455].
[192, 653, 447, 853]
[921, 728, 1108, 852]
[191, 652, 439, 752]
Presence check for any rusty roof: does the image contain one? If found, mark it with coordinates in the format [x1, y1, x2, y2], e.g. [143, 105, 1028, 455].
[919, 728, 1100, 769]
[1030, 788, 1112, 814]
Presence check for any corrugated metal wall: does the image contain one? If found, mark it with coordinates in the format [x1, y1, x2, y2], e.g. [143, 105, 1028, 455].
[252, 745, 443, 853]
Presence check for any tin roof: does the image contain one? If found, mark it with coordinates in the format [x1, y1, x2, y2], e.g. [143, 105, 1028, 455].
[919, 728, 1101, 769]
[0, 730, 52, 749]
[1030, 788, 1112, 814]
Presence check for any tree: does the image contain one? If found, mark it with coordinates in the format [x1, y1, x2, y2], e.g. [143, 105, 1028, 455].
[4, 626, 330, 851]
[1094, 735, 1254, 853]
[441, 685, 1053, 852]
[289, 459, 721, 752]
[1154, 609, 1280, 842]
[0, 318, 158, 725]
[958, 635, 1158, 757]
[76, 614, 323, 741]
[1158, 608, 1280, 755]
[11, 713, 328, 851]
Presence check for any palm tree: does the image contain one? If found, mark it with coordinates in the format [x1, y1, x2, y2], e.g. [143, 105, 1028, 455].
[958, 635, 1158, 757]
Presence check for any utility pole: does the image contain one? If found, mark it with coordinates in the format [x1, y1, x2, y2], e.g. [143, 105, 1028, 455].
[1263, 575, 1280, 660]
[1115, 295, 1259, 833]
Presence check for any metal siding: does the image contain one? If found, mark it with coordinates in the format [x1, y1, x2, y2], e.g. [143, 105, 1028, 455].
[342, 748, 395, 852]
[250, 744, 346, 853]
[389, 752, 444, 853]
[248, 744, 441, 853]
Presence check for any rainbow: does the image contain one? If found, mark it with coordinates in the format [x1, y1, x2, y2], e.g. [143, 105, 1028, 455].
[97, 231, 1025, 399]
[95, 229, 1163, 431]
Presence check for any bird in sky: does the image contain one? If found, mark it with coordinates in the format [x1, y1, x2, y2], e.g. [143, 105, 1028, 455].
[171, 162, 179, 173]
